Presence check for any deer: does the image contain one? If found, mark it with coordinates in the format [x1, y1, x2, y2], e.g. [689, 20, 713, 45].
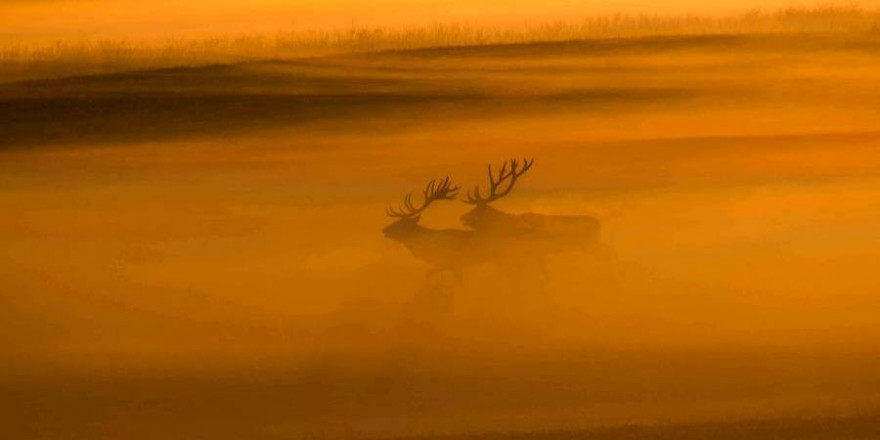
[460, 159, 602, 256]
[383, 177, 488, 284]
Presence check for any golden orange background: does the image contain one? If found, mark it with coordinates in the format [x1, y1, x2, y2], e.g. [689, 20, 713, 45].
[2, 2, 880, 439]
[3, 0, 873, 36]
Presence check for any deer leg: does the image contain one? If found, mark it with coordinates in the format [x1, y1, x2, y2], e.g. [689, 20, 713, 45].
[452, 269, 463, 285]
[536, 257, 549, 283]
[426, 267, 440, 283]
[498, 258, 525, 289]
[426, 267, 458, 289]
[418, 268, 457, 316]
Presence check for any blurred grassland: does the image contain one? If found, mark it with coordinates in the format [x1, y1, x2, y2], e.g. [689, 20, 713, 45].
[3, 5, 880, 83]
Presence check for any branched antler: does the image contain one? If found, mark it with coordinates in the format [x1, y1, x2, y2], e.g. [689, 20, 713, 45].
[465, 158, 534, 205]
[386, 177, 460, 219]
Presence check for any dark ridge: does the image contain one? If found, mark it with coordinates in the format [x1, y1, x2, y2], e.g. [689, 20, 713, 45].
[384, 34, 756, 58]
[4, 31, 874, 88]
[377, 32, 871, 59]
[0, 88, 699, 150]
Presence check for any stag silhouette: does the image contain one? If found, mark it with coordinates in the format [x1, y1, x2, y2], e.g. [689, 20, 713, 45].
[383, 167, 605, 302]
[383, 177, 487, 284]
[461, 159, 601, 255]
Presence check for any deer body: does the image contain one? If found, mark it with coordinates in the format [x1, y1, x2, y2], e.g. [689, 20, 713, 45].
[383, 220, 484, 273]
[461, 205, 600, 252]
[461, 159, 603, 256]
[383, 177, 488, 282]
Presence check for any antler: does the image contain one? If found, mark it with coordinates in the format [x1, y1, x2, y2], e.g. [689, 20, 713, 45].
[386, 177, 461, 219]
[465, 158, 534, 205]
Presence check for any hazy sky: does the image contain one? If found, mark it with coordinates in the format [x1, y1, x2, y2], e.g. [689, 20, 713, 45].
[2, 0, 874, 38]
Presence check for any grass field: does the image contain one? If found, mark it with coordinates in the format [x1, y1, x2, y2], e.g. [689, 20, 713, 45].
[3, 5, 880, 83]
[3, 10, 880, 440]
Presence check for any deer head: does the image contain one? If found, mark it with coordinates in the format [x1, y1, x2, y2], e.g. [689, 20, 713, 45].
[383, 177, 460, 240]
[460, 159, 533, 230]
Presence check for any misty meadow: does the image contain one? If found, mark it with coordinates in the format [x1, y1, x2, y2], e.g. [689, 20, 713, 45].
[2, 3, 880, 440]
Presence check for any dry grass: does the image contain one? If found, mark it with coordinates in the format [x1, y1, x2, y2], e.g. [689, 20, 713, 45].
[2, 5, 880, 82]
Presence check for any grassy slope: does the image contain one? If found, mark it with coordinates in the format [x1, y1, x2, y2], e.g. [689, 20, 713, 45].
[3, 32, 880, 149]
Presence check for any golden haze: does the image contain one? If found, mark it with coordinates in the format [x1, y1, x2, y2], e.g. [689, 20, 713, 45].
[2, 4, 880, 440]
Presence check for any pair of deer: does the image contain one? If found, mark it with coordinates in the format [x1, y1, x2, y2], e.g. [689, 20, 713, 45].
[382, 159, 601, 284]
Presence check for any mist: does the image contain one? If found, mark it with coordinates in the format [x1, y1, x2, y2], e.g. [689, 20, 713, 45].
[2, 15, 880, 440]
